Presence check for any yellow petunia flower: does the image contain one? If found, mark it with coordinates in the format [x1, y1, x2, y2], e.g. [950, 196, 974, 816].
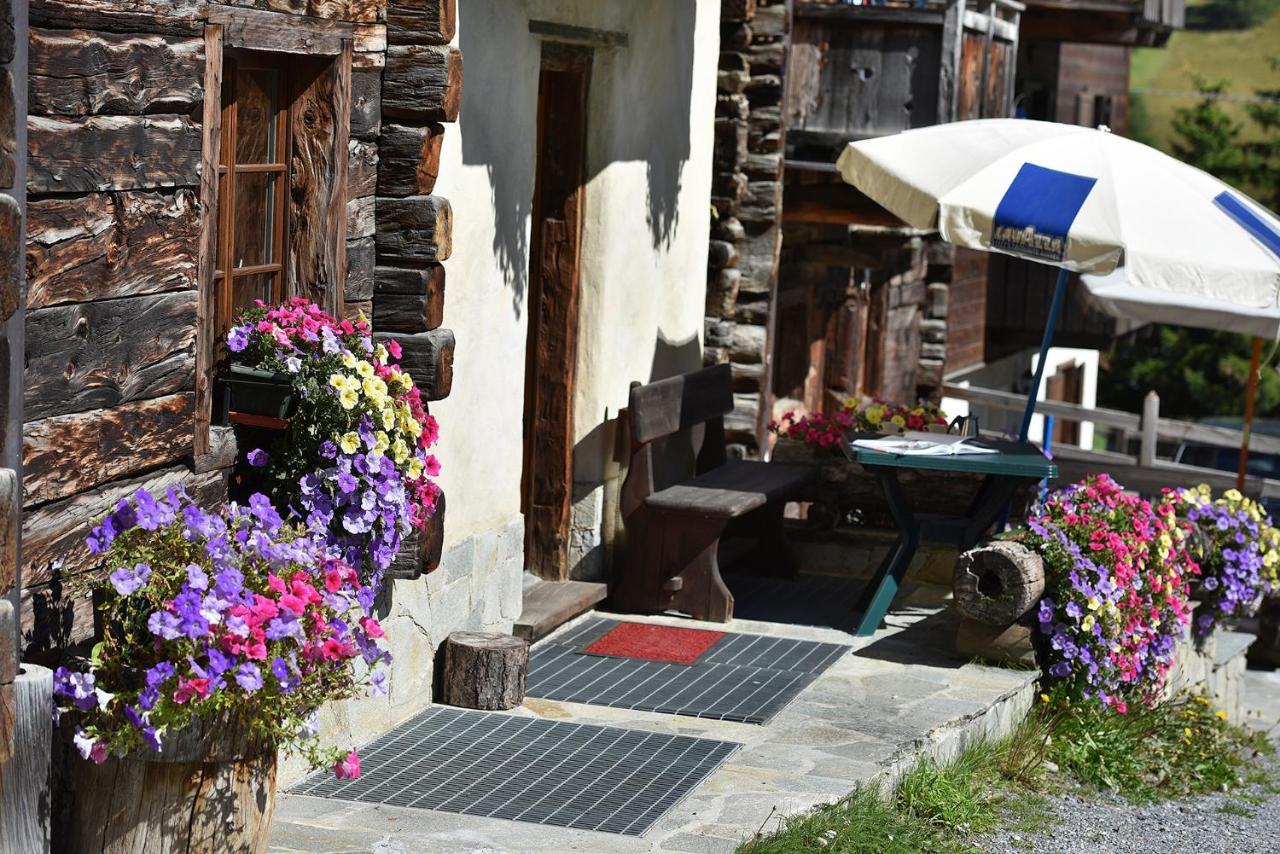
[339, 432, 360, 455]
[356, 360, 375, 379]
[342, 352, 358, 369]
[339, 389, 359, 410]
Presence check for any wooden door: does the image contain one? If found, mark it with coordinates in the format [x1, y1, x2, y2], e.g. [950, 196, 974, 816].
[521, 46, 590, 581]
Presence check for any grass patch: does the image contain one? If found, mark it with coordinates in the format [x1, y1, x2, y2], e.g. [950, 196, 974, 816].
[739, 691, 1272, 853]
[1041, 693, 1273, 803]
[1219, 800, 1255, 816]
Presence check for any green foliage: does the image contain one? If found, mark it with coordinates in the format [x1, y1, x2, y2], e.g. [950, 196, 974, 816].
[1099, 325, 1280, 420]
[1185, 0, 1280, 31]
[1040, 690, 1273, 802]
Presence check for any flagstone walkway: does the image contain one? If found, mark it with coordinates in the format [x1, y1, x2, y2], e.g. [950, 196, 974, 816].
[269, 581, 1037, 853]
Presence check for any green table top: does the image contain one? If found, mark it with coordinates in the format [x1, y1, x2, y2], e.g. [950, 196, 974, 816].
[842, 435, 1057, 480]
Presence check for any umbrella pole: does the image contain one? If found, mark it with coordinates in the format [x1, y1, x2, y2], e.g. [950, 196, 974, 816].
[1237, 335, 1263, 491]
[1019, 267, 1071, 443]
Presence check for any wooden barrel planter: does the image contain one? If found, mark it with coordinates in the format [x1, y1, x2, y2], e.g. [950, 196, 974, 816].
[58, 714, 276, 854]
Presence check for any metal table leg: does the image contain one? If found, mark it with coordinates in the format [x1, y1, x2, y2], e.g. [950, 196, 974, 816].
[852, 468, 920, 636]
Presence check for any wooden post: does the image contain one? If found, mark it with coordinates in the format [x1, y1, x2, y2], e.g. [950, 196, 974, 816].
[1139, 390, 1160, 468]
[1238, 336, 1263, 492]
[443, 632, 529, 711]
[0, 666, 53, 854]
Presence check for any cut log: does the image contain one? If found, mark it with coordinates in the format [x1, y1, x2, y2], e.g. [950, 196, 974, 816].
[23, 392, 195, 505]
[24, 290, 197, 421]
[953, 540, 1045, 625]
[375, 195, 452, 263]
[375, 329, 453, 400]
[349, 66, 381, 141]
[26, 190, 200, 310]
[386, 492, 444, 579]
[387, 0, 457, 44]
[30, 0, 203, 36]
[29, 29, 204, 117]
[443, 631, 528, 711]
[0, 0, 12, 65]
[378, 122, 444, 197]
[58, 713, 275, 854]
[374, 263, 444, 331]
[383, 45, 463, 123]
[347, 138, 378, 199]
[347, 193, 375, 240]
[0, 666, 54, 852]
[722, 0, 757, 21]
[956, 618, 1036, 666]
[345, 236, 375, 302]
[0, 70, 13, 186]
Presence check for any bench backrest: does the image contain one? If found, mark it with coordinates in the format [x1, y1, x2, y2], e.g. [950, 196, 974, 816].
[621, 365, 733, 516]
[627, 363, 734, 445]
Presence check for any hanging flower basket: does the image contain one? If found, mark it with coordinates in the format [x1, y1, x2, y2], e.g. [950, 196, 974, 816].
[218, 363, 296, 423]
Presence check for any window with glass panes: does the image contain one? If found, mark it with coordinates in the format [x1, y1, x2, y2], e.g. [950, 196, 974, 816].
[215, 52, 290, 349]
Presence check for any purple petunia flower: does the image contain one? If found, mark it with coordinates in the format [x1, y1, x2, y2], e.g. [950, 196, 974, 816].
[147, 610, 183, 641]
[235, 663, 263, 693]
[109, 562, 152, 596]
[227, 326, 250, 352]
[247, 448, 270, 468]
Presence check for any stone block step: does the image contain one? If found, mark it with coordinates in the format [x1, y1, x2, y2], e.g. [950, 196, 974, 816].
[513, 577, 607, 643]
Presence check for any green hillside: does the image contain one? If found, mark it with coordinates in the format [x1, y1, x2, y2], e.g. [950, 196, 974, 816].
[1129, 1, 1280, 152]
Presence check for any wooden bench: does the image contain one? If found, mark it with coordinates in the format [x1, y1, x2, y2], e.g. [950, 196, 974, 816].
[612, 364, 816, 622]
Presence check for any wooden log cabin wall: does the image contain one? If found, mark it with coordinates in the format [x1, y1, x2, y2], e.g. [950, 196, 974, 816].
[762, 0, 1021, 425]
[19, 0, 458, 659]
[704, 0, 791, 456]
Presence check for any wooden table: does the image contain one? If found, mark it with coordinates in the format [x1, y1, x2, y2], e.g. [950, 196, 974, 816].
[840, 436, 1057, 636]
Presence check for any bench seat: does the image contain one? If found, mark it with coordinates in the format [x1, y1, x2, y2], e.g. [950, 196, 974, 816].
[644, 461, 814, 518]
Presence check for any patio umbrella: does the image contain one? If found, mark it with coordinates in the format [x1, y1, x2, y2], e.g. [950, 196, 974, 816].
[836, 118, 1280, 447]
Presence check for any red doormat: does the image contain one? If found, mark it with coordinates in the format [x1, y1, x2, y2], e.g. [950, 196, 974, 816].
[584, 622, 725, 665]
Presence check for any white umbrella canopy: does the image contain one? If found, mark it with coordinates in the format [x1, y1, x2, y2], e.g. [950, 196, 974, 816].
[836, 119, 1280, 317]
[836, 118, 1280, 445]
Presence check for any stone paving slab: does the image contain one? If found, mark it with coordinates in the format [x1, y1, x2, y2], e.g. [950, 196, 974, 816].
[269, 583, 1038, 853]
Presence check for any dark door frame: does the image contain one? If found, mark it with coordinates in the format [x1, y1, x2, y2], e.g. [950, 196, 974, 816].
[521, 43, 592, 581]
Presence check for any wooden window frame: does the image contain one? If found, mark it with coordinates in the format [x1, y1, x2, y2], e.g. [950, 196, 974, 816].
[214, 50, 293, 353]
[195, 18, 353, 457]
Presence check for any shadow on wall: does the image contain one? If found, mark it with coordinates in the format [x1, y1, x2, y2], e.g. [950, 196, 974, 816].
[459, 0, 697, 317]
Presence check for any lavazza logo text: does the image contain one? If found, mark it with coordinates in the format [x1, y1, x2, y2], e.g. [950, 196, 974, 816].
[991, 224, 1066, 262]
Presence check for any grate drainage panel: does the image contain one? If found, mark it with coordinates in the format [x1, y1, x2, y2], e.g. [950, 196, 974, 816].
[526, 617, 849, 724]
[289, 706, 740, 837]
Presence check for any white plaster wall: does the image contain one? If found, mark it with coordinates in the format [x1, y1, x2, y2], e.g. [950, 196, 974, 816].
[432, 0, 719, 542]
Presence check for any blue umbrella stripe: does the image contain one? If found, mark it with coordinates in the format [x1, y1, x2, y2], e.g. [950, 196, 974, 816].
[990, 163, 1098, 264]
[1214, 191, 1280, 260]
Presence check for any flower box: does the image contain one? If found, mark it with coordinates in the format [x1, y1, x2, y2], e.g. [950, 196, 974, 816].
[217, 364, 295, 423]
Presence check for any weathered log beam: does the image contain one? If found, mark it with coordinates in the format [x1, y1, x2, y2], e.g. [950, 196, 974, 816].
[374, 328, 453, 400]
[722, 0, 757, 21]
[26, 190, 199, 309]
[387, 0, 457, 44]
[378, 122, 443, 197]
[23, 392, 195, 505]
[382, 45, 462, 123]
[23, 465, 227, 588]
[30, 0, 203, 36]
[24, 291, 197, 421]
[0, 666, 54, 852]
[28, 114, 201, 194]
[375, 194, 452, 263]
[348, 138, 378, 199]
[373, 263, 444, 333]
[29, 29, 203, 117]
[0, 468, 17, 595]
[0, 195, 18, 324]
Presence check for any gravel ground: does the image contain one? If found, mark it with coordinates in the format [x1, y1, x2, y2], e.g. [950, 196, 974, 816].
[977, 757, 1280, 854]
[978, 667, 1280, 854]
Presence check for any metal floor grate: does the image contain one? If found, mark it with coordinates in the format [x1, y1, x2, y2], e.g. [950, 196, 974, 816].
[289, 706, 740, 837]
[528, 617, 848, 724]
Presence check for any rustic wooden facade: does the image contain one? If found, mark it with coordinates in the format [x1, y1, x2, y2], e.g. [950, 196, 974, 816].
[18, 0, 458, 658]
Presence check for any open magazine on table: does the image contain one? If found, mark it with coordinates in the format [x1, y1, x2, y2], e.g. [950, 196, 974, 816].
[849, 431, 1000, 457]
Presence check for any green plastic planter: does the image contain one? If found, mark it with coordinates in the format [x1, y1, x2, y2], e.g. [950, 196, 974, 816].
[218, 364, 295, 423]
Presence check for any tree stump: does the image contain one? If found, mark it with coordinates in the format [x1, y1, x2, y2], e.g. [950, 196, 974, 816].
[954, 540, 1045, 625]
[443, 631, 528, 711]
[956, 618, 1036, 666]
[58, 712, 275, 854]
